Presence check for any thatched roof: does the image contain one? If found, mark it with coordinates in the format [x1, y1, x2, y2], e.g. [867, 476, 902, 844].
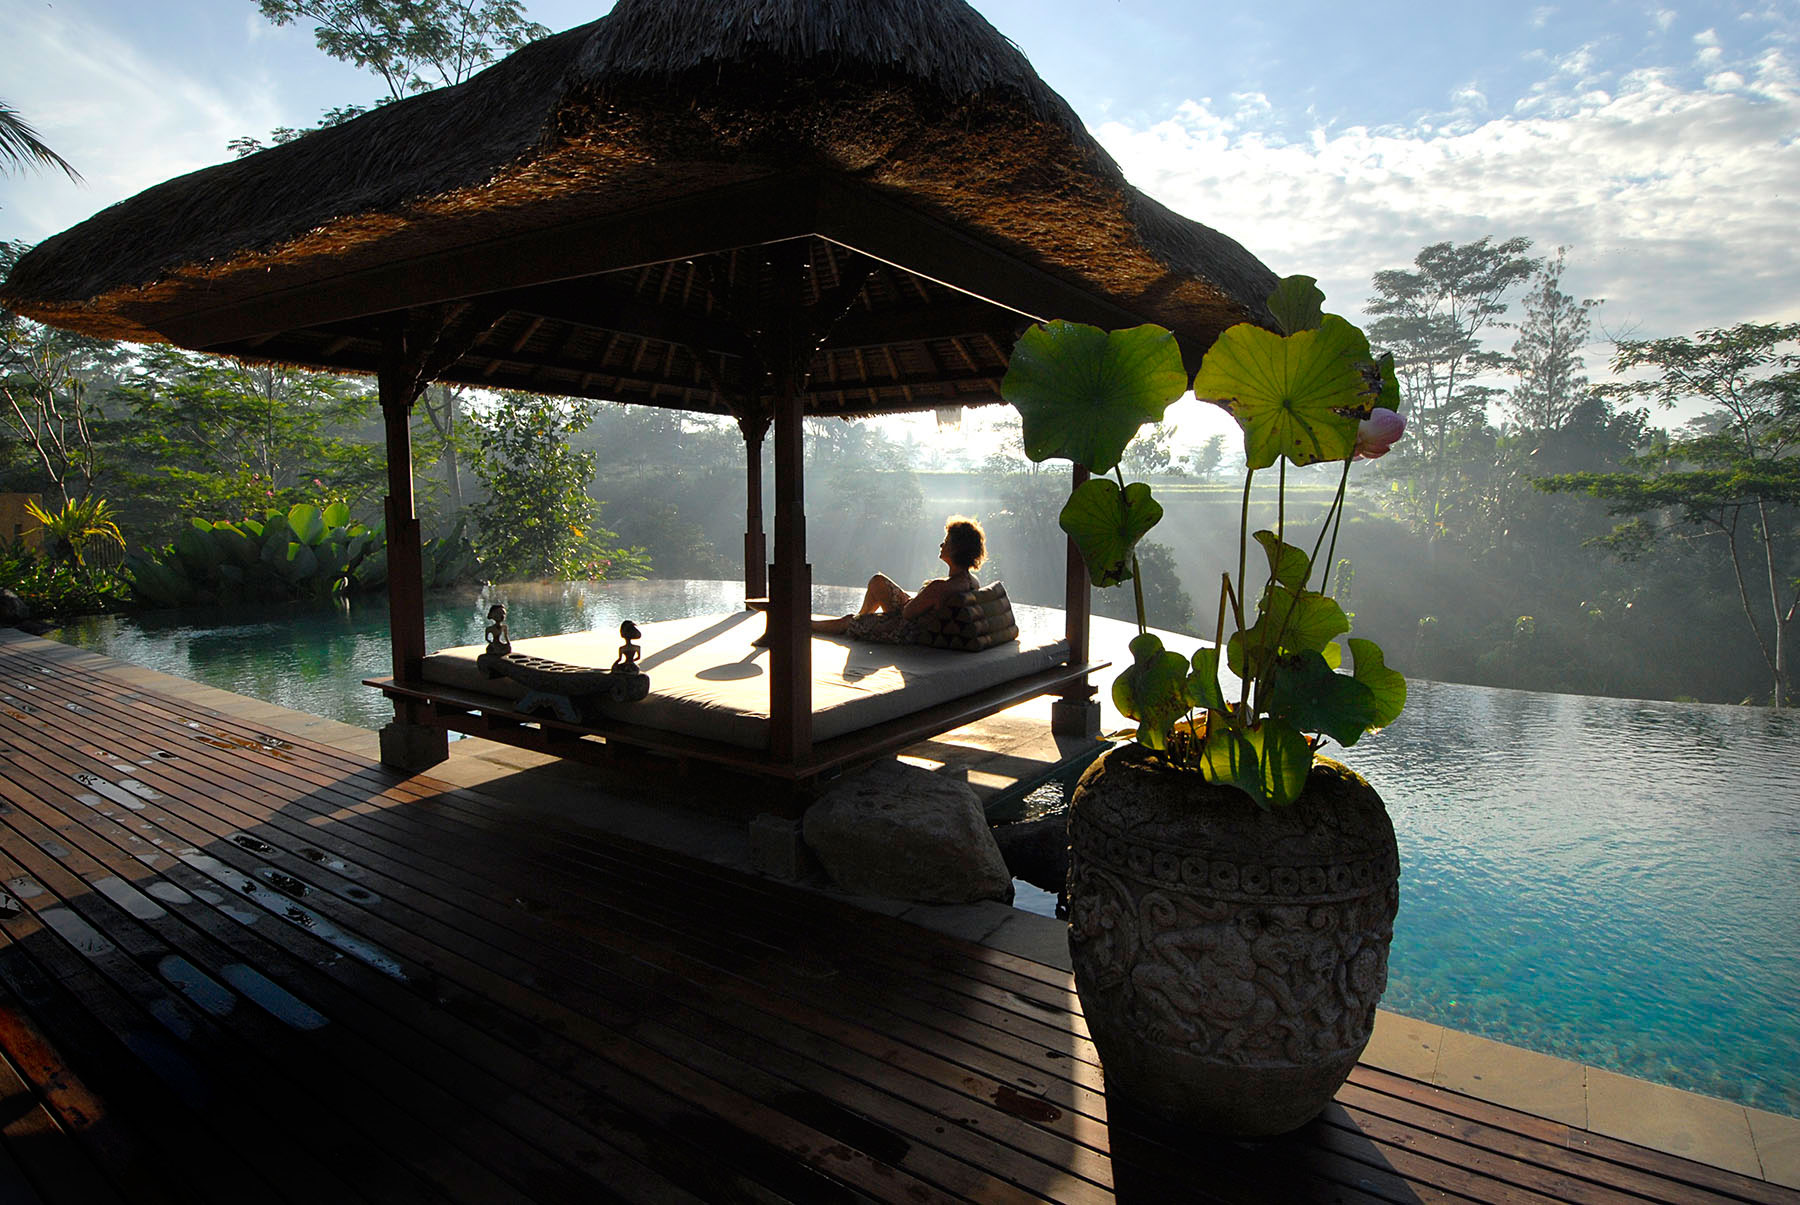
[1, 0, 1279, 418]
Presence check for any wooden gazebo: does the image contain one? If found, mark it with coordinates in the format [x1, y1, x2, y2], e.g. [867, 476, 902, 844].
[0, 0, 1277, 795]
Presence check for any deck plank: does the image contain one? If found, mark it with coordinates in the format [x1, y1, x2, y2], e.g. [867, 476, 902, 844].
[0, 695, 825, 1202]
[1, 633, 1795, 1205]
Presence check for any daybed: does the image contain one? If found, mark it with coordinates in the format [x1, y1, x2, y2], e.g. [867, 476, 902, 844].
[380, 608, 1096, 791]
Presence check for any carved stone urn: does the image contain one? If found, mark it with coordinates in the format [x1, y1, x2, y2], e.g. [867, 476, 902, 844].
[1066, 743, 1400, 1138]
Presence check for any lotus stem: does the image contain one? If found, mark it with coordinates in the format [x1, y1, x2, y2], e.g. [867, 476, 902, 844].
[1317, 457, 1352, 594]
[1236, 468, 1254, 709]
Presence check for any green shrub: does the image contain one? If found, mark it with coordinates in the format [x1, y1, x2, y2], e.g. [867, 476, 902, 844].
[352, 518, 483, 592]
[0, 539, 129, 618]
[123, 501, 383, 607]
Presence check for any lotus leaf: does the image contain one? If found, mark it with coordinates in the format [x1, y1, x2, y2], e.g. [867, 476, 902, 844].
[1192, 315, 1366, 469]
[1001, 321, 1187, 475]
[1112, 633, 1194, 751]
[1059, 478, 1163, 588]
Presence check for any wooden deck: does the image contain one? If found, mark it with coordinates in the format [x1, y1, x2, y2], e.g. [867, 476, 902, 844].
[0, 633, 1793, 1205]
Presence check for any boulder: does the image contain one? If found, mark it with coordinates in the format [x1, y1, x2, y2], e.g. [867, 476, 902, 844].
[0, 589, 28, 625]
[804, 760, 1013, 904]
[992, 814, 1069, 894]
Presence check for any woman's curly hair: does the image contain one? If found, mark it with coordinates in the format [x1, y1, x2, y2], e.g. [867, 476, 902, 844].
[943, 515, 986, 570]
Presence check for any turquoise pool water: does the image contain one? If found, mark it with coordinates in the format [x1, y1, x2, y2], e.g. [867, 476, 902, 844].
[54, 582, 1800, 1116]
[1339, 682, 1799, 1117]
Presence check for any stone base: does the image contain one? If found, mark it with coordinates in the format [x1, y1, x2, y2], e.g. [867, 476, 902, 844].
[1051, 697, 1101, 737]
[803, 760, 1012, 904]
[378, 720, 449, 771]
[748, 813, 813, 881]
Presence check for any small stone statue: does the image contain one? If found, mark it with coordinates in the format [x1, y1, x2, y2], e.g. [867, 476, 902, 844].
[611, 619, 642, 673]
[484, 603, 512, 655]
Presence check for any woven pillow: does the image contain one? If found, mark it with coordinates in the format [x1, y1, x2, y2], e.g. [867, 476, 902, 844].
[913, 581, 1019, 651]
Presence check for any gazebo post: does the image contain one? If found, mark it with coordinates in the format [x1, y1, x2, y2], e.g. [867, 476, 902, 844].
[740, 416, 770, 602]
[1053, 463, 1100, 736]
[376, 321, 448, 771]
[765, 243, 813, 772]
[767, 377, 812, 766]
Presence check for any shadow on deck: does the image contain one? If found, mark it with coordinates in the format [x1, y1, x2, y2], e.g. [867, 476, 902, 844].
[0, 631, 1790, 1204]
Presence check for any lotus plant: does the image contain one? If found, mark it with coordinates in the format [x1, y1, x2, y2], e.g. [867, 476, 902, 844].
[1001, 275, 1409, 808]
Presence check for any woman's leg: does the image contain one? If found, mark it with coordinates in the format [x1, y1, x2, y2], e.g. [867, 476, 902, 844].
[857, 573, 909, 616]
[810, 615, 851, 634]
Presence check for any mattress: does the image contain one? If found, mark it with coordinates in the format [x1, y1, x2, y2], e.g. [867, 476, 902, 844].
[419, 610, 1071, 749]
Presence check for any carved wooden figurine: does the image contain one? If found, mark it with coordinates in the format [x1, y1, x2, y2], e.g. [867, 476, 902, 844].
[612, 620, 642, 673]
[484, 603, 512, 655]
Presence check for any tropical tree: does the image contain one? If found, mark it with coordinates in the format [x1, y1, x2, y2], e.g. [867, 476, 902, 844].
[1, 242, 126, 505]
[1537, 322, 1800, 707]
[110, 346, 384, 542]
[1365, 236, 1536, 535]
[1506, 247, 1602, 434]
[581, 403, 743, 578]
[235, 0, 551, 154]
[1120, 421, 1180, 477]
[259, 0, 549, 99]
[1092, 538, 1194, 632]
[468, 391, 647, 580]
[416, 382, 472, 516]
[1187, 432, 1226, 480]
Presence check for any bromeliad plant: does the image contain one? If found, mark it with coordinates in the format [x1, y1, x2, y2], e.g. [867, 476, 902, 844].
[1001, 276, 1409, 808]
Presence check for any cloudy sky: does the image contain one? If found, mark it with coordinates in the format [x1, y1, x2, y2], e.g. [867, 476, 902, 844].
[2, 0, 1795, 445]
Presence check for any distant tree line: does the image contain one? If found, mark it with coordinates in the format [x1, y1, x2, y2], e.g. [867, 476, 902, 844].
[1347, 237, 1796, 708]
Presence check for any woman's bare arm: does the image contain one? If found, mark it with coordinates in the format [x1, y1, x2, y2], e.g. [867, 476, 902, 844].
[900, 575, 972, 618]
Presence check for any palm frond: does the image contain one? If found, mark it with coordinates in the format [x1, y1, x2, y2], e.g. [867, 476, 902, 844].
[0, 101, 81, 182]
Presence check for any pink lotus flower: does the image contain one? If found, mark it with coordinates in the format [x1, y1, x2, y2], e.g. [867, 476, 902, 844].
[1355, 408, 1405, 459]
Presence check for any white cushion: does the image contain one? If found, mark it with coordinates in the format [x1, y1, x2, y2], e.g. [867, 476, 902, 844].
[420, 610, 1069, 749]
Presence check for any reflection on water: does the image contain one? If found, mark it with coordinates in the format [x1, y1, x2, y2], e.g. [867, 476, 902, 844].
[55, 585, 1799, 1116]
[1337, 680, 1799, 1117]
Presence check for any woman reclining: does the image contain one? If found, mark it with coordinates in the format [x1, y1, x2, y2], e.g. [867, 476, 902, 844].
[813, 515, 986, 644]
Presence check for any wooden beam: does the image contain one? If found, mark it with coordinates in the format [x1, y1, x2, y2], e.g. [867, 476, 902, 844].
[805, 252, 876, 341]
[821, 298, 1027, 349]
[810, 177, 1154, 334]
[807, 393, 1007, 419]
[160, 174, 828, 350]
[375, 303, 500, 706]
[1060, 463, 1095, 706]
[804, 366, 1003, 396]
[378, 324, 429, 688]
[504, 279, 755, 359]
[366, 658, 1107, 781]
[742, 424, 767, 602]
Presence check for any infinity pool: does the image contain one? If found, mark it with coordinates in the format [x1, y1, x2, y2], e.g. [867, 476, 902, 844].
[56, 580, 1800, 1116]
[1343, 681, 1799, 1117]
